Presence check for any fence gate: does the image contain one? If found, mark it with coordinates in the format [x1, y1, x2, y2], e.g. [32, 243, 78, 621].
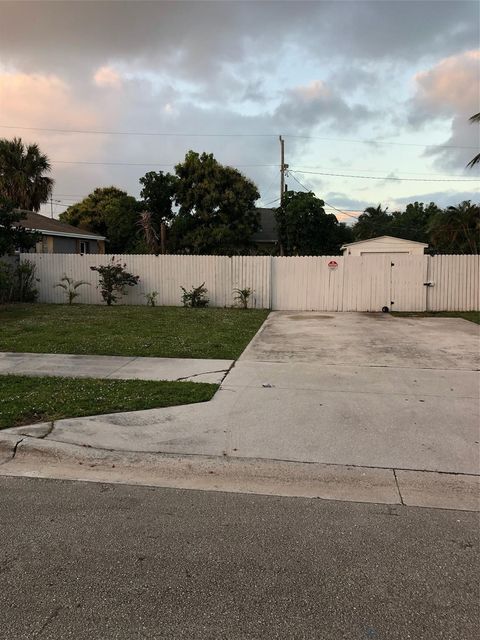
[389, 255, 429, 312]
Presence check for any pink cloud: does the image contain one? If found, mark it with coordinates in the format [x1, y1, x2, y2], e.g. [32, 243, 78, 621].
[0, 72, 106, 156]
[93, 65, 122, 89]
[413, 49, 479, 116]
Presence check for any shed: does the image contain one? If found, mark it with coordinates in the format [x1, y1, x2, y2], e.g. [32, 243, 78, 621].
[341, 235, 428, 256]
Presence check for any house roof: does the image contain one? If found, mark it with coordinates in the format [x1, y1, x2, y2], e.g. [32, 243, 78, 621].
[341, 235, 428, 249]
[14, 210, 106, 241]
[251, 208, 278, 243]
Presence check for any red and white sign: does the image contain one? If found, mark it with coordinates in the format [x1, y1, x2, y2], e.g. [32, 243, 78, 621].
[328, 260, 338, 269]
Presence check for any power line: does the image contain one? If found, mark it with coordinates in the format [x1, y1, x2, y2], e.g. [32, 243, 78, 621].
[288, 171, 360, 219]
[262, 196, 281, 207]
[290, 165, 475, 178]
[1, 124, 478, 149]
[289, 169, 478, 183]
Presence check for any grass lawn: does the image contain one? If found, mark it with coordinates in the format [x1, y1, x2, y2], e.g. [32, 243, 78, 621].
[393, 311, 480, 325]
[0, 304, 269, 359]
[0, 375, 218, 429]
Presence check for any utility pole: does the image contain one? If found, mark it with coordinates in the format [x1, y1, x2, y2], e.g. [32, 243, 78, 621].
[278, 135, 289, 256]
[279, 135, 289, 201]
[279, 135, 285, 203]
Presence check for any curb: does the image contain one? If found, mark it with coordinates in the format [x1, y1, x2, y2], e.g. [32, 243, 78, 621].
[0, 434, 478, 511]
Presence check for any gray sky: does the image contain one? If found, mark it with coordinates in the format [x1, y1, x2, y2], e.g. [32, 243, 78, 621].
[0, 0, 478, 220]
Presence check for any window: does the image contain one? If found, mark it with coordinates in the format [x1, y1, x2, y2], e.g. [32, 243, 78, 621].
[79, 241, 90, 254]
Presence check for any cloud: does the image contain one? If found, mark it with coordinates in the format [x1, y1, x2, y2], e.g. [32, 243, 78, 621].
[0, 1, 477, 79]
[411, 50, 480, 123]
[93, 66, 122, 89]
[275, 80, 374, 132]
[0, 72, 110, 201]
[408, 50, 480, 171]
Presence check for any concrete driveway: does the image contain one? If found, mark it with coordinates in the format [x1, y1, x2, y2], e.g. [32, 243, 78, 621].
[12, 312, 478, 478]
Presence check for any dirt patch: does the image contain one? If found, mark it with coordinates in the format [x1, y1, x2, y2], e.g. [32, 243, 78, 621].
[289, 314, 334, 321]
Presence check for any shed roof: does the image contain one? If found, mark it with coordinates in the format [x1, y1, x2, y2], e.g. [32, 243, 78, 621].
[341, 235, 428, 249]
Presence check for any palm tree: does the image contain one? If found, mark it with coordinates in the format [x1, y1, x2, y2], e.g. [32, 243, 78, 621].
[428, 201, 480, 254]
[353, 204, 390, 240]
[0, 137, 54, 211]
[467, 113, 480, 168]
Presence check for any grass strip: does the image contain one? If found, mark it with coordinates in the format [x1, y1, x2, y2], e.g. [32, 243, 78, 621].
[0, 375, 218, 429]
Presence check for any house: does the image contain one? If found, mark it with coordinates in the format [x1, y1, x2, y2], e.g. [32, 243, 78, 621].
[251, 208, 279, 251]
[341, 235, 428, 256]
[15, 211, 106, 254]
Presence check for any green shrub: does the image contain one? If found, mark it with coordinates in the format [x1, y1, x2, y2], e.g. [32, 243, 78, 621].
[90, 257, 140, 306]
[0, 259, 38, 303]
[181, 282, 209, 307]
[0, 261, 15, 303]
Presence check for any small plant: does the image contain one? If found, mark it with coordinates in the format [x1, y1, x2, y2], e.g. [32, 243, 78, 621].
[90, 257, 140, 306]
[233, 287, 253, 309]
[145, 291, 159, 307]
[54, 275, 90, 305]
[181, 282, 209, 308]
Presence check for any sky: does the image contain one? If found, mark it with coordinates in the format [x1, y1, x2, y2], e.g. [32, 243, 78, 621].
[0, 0, 479, 222]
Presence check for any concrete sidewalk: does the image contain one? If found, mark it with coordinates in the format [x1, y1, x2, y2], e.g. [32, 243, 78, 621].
[0, 352, 233, 384]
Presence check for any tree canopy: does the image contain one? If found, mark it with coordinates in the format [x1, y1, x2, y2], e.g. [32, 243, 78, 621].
[427, 201, 479, 254]
[275, 191, 353, 256]
[0, 199, 40, 256]
[350, 200, 479, 254]
[170, 151, 260, 254]
[0, 138, 53, 211]
[60, 187, 142, 253]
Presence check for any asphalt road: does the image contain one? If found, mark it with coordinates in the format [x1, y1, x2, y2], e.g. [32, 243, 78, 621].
[0, 477, 478, 640]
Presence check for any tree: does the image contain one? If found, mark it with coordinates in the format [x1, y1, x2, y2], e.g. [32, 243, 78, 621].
[139, 171, 178, 253]
[389, 202, 442, 243]
[352, 205, 391, 240]
[275, 190, 353, 256]
[0, 138, 53, 211]
[170, 151, 260, 254]
[60, 187, 141, 253]
[467, 113, 480, 169]
[0, 199, 40, 255]
[427, 201, 479, 254]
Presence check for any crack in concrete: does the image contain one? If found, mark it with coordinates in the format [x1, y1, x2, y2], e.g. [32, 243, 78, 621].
[39, 422, 55, 439]
[0, 437, 25, 465]
[175, 368, 229, 382]
[104, 356, 138, 379]
[393, 469, 405, 506]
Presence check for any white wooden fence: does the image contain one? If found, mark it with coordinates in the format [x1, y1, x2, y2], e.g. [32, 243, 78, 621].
[20, 253, 479, 312]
